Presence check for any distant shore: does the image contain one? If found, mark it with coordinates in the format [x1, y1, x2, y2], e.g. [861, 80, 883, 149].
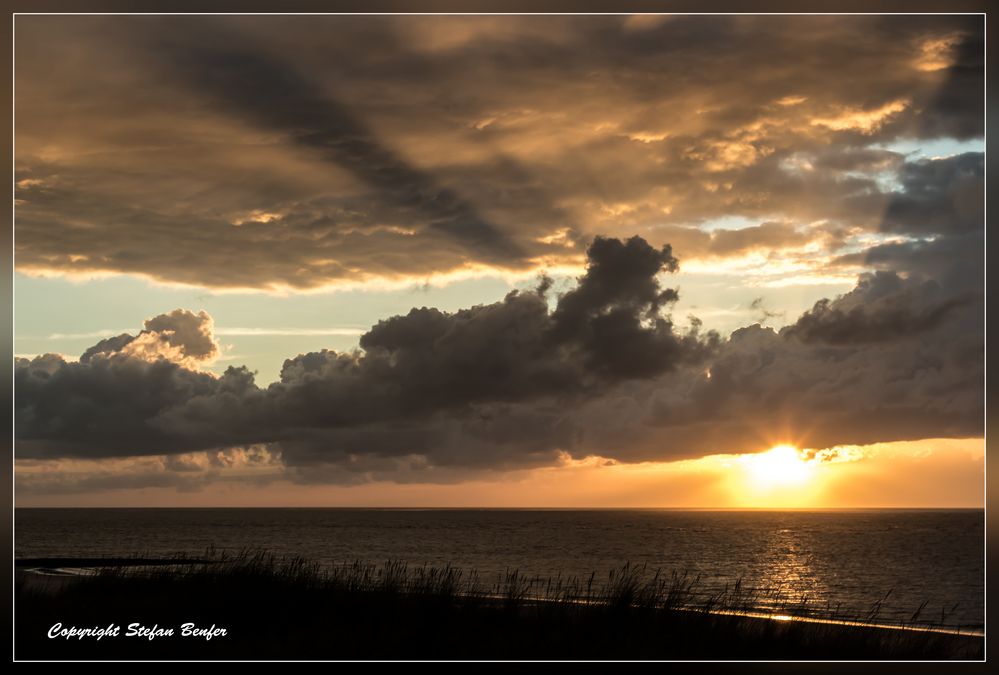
[15, 552, 984, 660]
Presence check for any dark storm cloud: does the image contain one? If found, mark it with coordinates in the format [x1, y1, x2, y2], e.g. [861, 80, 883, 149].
[608, 314, 981, 461]
[14, 15, 983, 288]
[15, 354, 223, 458]
[15, 225, 983, 481]
[782, 272, 977, 345]
[252, 236, 706, 443]
[15, 236, 717, 464]
[880, 152, 984, 235]
[859, 232, 984, 294]
[566, 221, 981, 460]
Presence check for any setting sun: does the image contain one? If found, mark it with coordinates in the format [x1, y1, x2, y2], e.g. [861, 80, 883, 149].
[740, 444, 814, 489]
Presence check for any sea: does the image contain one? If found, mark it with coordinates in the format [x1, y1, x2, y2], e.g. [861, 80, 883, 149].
[14, 508, 985, 631]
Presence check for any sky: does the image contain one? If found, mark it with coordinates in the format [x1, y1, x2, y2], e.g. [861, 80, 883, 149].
[13, 14, 984, 507]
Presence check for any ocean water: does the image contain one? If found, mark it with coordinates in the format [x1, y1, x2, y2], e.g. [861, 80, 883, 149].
[14, 508, 984, 630]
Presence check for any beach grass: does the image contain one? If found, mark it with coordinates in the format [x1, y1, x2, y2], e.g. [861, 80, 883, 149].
[15, 549, 984, 660]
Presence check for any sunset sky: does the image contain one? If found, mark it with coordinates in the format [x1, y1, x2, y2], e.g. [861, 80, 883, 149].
[13, 14, 984, 507]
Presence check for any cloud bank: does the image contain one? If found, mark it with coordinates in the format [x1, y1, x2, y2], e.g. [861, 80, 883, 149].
[16, 230, 982, 486]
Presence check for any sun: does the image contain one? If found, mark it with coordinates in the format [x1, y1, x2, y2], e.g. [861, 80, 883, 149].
[740, 444, 814, 489]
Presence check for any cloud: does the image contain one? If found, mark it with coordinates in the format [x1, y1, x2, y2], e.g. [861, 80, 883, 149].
[14, 227, 982, 484]
[79, 333, 137, 363]
[79, 309, 219, 369]
[15, 236, 716, 465]
[16, 353, 223, 458]
[141, 309, 219, 360]
[165, 236, 720, 466]
[152, 20, 527, 267]
[782, 271, 977, 345]
[913, 29, 984, 139]
[612, 169, 983, 458]
[704, 221, 812, 258]
[880, 152, 984, 235]
[15, 445, 283, 495]
[810, 99, 910, 134]
[803, 445, 866, 464]
[574, 312, 981, 464]
[13, 15, 983, 289]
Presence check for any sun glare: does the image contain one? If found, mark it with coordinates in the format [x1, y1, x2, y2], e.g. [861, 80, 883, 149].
[740, 444, 814, 489]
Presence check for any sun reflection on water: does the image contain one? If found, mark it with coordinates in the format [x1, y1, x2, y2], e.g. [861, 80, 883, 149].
[751, 524, 830, 619]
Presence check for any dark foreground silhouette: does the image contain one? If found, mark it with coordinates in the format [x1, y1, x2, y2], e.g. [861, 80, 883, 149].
[15, 551, 983, 660]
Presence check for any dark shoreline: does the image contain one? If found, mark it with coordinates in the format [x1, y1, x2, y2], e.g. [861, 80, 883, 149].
[14, 552, 984, 660]
[17, 557, 219, 568]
